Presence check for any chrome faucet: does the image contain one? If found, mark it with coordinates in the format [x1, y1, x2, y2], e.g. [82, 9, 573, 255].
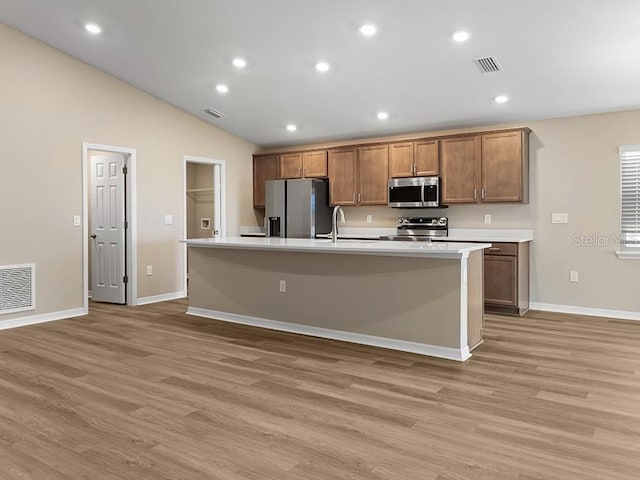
[331, 205, 345, 243]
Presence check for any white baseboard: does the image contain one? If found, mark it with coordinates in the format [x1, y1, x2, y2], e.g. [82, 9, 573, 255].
[136, 291, 186, 306]
[530, 302, 640, 322]
[187, 306, 470, 362]
[0, 307, 86, 331]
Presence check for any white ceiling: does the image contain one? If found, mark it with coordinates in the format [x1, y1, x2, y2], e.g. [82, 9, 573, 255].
[2, 0, 640, 148]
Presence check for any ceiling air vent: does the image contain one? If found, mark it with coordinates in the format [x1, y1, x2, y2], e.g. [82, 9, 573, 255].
[475, 56, 502, 74]
[204, 108, 226, 119]
[0, 264, 36, 315]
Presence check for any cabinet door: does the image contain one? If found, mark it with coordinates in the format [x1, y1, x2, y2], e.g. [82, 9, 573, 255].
[302, 150, 328, 178]
[279, 152, 303, 179]
[441, 136, 480, 204]
[414, 139, 439, 176]
[481, 131, 524, 202]
[328, 149, 358, 206]
[357, 144, 389, 205]
[484, 254, 517, 306]
[253, 155, 278, 208]
[389, 142, 414, 178]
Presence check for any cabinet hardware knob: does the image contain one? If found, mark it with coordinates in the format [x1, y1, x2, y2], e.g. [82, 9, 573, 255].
[474, 189, 477, 200]
[90, 234, 97, 239]
[482, 188, 486, 199]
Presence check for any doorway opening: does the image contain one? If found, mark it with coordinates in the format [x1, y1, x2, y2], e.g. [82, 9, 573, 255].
[183, 156, 226, 295]
[82, 143, 137, 312]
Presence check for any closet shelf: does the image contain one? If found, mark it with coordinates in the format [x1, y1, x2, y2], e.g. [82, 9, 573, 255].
[186, 187, 214, 193]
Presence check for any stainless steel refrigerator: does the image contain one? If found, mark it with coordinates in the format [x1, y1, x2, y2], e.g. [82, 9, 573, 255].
[265, 178, 332, 238]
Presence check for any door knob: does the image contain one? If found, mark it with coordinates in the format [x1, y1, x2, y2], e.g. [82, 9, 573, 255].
[91, 234, 97, 239]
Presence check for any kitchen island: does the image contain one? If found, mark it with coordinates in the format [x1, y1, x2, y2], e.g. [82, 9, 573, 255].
[183, 237, 490, 361]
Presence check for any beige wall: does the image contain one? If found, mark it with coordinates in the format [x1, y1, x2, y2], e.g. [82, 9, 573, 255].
[0, 24, 257, 320]
[322, 111, 640, 313]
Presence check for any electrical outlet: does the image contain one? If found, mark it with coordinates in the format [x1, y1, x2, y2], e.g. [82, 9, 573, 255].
[366, 214, 373, 224]
[552, 213, 569, 224]
[164, 214, 173, 225]
[570, 271, 579, 282]
[279, 280, 286, 293]
[146, 265, 153, 276]
[484, 214, 492, 224]
[73, 215, 81, 227]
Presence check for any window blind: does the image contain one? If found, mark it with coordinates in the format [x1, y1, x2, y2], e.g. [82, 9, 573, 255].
[620, 145, 640, 247]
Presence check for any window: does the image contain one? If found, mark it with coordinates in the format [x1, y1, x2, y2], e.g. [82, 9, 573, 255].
[620, 145, 640, 248]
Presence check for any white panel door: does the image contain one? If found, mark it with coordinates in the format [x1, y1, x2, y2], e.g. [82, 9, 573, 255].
[91, 153, 126, 304]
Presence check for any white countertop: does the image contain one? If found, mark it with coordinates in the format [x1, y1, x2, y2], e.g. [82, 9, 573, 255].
[240, 226, 533, 243]
[183, 236, 491, 259]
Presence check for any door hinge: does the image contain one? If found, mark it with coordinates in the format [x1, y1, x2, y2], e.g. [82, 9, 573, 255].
[123, 275, 129, 284]
[124, 220, 128, 230]
[122, 165, 128, 175]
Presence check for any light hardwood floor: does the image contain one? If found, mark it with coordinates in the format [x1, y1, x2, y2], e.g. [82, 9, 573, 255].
[0, 300, 639, 479]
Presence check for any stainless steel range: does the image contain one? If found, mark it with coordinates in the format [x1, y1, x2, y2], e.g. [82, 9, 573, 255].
[380, 217, 448, 241]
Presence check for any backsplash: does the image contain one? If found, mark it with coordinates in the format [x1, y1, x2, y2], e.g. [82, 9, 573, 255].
[342, 204, 534, 229]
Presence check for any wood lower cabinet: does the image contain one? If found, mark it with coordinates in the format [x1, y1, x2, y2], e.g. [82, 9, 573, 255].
[302, 150, 328, 178]
[253, 155, 278, 208]
[389, 140, 439, 178]
[328, 148, 358, 205]
[357, 144, 389, 205]
[484, 242, 530, 315]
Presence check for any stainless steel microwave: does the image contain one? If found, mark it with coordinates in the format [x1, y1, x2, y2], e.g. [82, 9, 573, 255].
[388, 176, 440, 208]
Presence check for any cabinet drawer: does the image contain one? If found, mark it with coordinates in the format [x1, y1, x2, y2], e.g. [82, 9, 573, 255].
[484, 242, 517, 256]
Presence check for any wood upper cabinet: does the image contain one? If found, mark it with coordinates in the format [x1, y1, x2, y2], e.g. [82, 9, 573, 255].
[441, 136, 481, 203]
[328, 148, 358, 205]
[441, 129, 529, 204]
[389, 142, 414, 177]
[253, 154, 278, 208]
[389, 140, 439, 178]
[357, 144, 389, 205]
[279, 152, 303, 179]
[302, 150, 328, 178]
[481, 131, 529, 203]
[414, 139, 439, 176]
[279, 151, 328, 179]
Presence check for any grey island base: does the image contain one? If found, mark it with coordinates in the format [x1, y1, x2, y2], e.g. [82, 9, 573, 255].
[183, 237, 490, 361]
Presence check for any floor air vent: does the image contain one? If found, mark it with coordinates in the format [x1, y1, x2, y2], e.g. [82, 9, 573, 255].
[0, 264, 36, 314]
[475, 56, 503, 73]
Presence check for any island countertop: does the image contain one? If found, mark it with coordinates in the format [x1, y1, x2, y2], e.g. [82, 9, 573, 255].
[182, 236, 491, 259]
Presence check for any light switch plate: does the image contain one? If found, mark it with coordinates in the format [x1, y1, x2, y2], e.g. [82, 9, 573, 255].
[366, 214, 373, 224]
[484, 214, 492, 224]
[164, 214, 173, 225]
[73, 215, 81, 227]
[552, 213, 569, 224]
[570, 271, 579, 282]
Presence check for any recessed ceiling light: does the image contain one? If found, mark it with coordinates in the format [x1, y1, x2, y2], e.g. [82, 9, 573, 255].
[377, 111, 389, 120]
[84, 23, 102, 35]
[232, 58, 247, 68]
[216, 84, 229, 94]
[359, 24, 377, 37]
[452, 30, 470, 42]
[494, 95, 509, 104]
[286, 124, 297, 132]
[315, 61, 330, 73]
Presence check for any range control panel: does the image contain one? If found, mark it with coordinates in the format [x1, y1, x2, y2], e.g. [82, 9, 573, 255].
[396, 217, 448, 227]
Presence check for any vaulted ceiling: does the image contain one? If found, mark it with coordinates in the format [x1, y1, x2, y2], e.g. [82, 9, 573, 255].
[2, 0, 640, 147]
